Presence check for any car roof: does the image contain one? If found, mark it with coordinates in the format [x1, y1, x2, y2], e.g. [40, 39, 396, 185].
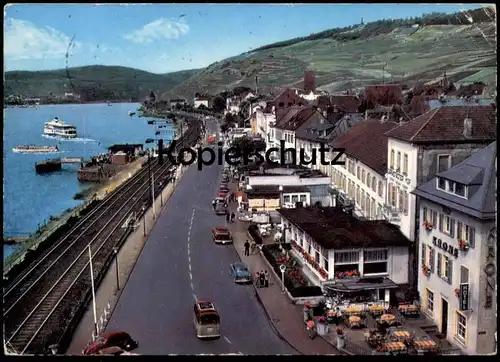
[195, 300, 217, 312]
[214, 227, 229, 233]
[101, 331, 129, 339]
[232, 262, 248, 269]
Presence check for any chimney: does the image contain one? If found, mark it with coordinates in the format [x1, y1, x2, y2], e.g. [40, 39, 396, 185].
[463, 117, 473, 138]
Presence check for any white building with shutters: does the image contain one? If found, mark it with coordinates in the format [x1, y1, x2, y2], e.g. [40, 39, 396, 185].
[412, 142, 497, 355]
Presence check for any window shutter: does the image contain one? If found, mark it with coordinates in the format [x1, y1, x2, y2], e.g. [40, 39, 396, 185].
[437, 253, 442, 276]
[421, 243, 426, 267]
[447, 259, 453, 285]
[450, 219, 455, 238]
[439, 213, 444, 232]
[423, 207, 427, 221]
[432, 211, 437, 228]
[430, 248, 435, 273]
[457, 222, 463, 240]
[470, 227, 476, 248]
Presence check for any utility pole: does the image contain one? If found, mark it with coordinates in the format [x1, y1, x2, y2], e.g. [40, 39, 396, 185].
[147, 153, 156, 220]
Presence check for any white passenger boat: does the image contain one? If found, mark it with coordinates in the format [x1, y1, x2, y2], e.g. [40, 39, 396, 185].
[12, 145, 59, 153]
[43, 117, 77, 138]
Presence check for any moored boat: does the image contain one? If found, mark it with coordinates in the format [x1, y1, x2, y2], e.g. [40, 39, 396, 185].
[13, 145, 59, 153]
[128, 111, 136, 116]
[44, 117, 77, 138]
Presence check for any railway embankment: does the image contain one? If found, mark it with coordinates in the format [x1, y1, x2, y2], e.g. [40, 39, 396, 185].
[3, 114, 203, 355]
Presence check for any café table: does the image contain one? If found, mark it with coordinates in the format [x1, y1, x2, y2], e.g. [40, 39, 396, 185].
[380, 314, 397, 325]
[381, 341, 407, 354]
[347, 316, 361, 328]
[414, 340, 437, 352]
[391, 330, 411, 342]
[368, 305, 385, 316]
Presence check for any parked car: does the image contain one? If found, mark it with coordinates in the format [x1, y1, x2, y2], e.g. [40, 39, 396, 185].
[212, 227, 233, 244]
[82, 331, 138, 355]
[229, 262, 252, 284]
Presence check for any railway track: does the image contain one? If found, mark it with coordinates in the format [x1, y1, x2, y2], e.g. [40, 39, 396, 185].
[3, 116, 203, 354]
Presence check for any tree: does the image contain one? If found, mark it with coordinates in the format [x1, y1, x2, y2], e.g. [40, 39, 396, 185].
[211, 95, 226, 113]
[198, 104, 208, 110]
[224, 113, 237, 127]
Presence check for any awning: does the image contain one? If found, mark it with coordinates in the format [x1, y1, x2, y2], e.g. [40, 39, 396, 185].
[322, 277, 399, 292]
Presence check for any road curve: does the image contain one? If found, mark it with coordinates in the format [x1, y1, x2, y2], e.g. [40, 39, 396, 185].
[106, 120, 296, 355]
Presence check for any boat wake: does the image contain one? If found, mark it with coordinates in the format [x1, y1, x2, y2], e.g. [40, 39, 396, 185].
[42, 134, 99, 143]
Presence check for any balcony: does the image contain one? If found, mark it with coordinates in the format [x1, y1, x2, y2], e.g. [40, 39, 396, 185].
[337, 192, 355, 209]
[383, 204, 401, 222]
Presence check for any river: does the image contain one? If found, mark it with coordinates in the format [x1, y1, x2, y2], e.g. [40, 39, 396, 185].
[3, 103, 174, 259]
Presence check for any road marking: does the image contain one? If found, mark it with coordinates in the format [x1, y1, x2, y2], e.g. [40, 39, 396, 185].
[192, 293, 197, 301]
[224, 336, 232, 344]
[188, 255, 191, 264]
[189, 272, 193, 280]
[190, 282, 194, 289]
[189, 263, 192, 271]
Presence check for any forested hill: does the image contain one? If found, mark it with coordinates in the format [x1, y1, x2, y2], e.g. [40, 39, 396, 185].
[4, 66, 201, 102]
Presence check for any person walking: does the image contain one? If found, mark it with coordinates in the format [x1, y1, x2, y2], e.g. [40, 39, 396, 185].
[264, 270, 269, 287]
[244, 240, 250, 256]
[230, 212, 235, 223]
[212, 199, 216, 210]
[255, 272, 261, 288]
[307, 319, 317, 339]
[226, 213, 230, 223]
[259, 271, 265, 288]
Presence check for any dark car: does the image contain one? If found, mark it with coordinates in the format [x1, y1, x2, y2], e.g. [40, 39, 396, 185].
[82, 331, 138, 355]
[229, 262, 252, 283]
[212, 227, 233, 244]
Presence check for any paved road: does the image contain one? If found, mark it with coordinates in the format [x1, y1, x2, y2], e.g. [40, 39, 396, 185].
[107, 120, 296, 355]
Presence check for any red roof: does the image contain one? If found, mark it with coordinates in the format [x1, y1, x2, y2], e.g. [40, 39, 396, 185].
[275, 107, 317, 131]
[330, 95, 361, 113]
[385, 105, 497, 144]
[332, 119, 399, 175]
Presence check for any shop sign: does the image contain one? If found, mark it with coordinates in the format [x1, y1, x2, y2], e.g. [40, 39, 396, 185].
[459, 283, 469, 311]
[432, 236, 459, 258]
[484, 228, 496, 309]
[385, 169, 411, 186]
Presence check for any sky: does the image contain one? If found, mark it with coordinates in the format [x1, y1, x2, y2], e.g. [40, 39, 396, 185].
[4, 3, 488, 74]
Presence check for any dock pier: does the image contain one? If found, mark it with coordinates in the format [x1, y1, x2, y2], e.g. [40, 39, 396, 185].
[35, 157, 84, 174]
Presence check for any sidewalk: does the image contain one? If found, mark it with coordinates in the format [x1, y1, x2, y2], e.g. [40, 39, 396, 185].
[225, 184, 339, 355]
[66, 164, 189, 354]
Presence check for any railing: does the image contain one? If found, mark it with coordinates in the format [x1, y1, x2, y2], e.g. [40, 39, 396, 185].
[383, 204, 401, 222]
[343, 338, 373, 355]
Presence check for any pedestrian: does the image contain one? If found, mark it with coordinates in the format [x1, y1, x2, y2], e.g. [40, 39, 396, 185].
[212, 199, 216, 210]
[231, 212, 235, 223]
[243, 240, 251, 256]
[264, 270, 269, 287]
[255, 272, 261, 288]
[259, 270, 265, 288]
[226, 213, 230, 223]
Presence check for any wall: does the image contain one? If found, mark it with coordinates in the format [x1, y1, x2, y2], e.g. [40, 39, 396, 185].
[248, 175, 331, 187]
[386, 138, 419, 241]
[417, 198, 496, 355]
[330, 154, 387, 220]
[282, 192, 311, 208]
[248, 197, 280, 211]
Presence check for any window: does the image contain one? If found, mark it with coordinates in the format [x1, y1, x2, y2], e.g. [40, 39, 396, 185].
[356, 166, 360, 179]
[437, 178, 468, 198]
[391, 185, 397, 207]
[299, 194, 307, 203]
[403, 153, 408, 174]
[324, 258, 329, 272]
[334, 251, 360, 264]
[457, 222, 475, 248]
[402, 192, 408, 215]
[455, 311, 467, 343]
[367, 172, 371, 187]
[426, 288, 434, 313]
[356, 185, 360, 203]
[421, 244, 435, 272]
[283, 195, 290, 203]
[439, 214, 455, 237]
[437, 177, 447, 190]
[378, 181, 383, 197]
[431, 210, 437, 228]
[361, 170, 366, 184]
[292, 195, 298, 203]
[361, 191, 365, 210]
[371, 176, 376, 191]
[455, 183, 466, 197]
[460, 265, 469, 284]
[390, 149, 395, 169]
[398, 189, 404, 211]
[437, 253, 453, 284]
[363, 249, 388, 274]
[437, 154, 451, 173]
[315, 250, 320, 263]
[397, 151, 401, 171]
[307, 242, 311, 255]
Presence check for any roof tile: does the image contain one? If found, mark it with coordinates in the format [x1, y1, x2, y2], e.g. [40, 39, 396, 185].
[385, 105, 496, 143]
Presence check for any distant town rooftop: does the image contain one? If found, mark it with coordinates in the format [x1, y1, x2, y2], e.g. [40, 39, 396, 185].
[277, 207, 411, 250]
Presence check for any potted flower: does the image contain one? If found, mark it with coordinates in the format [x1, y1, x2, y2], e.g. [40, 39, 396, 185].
[421, 264, 431, 277]
[454, 288, 460, 298]
[458, 239, 470, 251]
[422, 220, 433, 231]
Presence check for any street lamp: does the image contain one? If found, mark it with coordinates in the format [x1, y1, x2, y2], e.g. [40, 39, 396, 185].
[159, 181, 163, 207]
[142, 205, 146, 237]
[113, 246, 120, 293]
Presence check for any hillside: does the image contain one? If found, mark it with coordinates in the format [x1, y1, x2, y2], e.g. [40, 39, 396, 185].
[164, 7, 496, 99]
[4, 66, 201, 102]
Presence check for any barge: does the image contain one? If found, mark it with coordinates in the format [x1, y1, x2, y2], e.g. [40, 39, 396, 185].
[36, 159, 62, 173]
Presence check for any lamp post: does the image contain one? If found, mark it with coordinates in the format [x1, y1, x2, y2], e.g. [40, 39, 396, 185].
[159, 182, 163, 207]
[147, 152, 156, 220]
[142, 205, 146, 237]
[113, 246, 120, 293]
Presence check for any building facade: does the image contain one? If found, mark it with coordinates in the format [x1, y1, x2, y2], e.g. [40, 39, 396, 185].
[412, 142, 497, 355]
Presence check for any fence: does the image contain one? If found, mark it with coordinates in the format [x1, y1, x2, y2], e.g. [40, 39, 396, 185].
[3, 200, 92, 275]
